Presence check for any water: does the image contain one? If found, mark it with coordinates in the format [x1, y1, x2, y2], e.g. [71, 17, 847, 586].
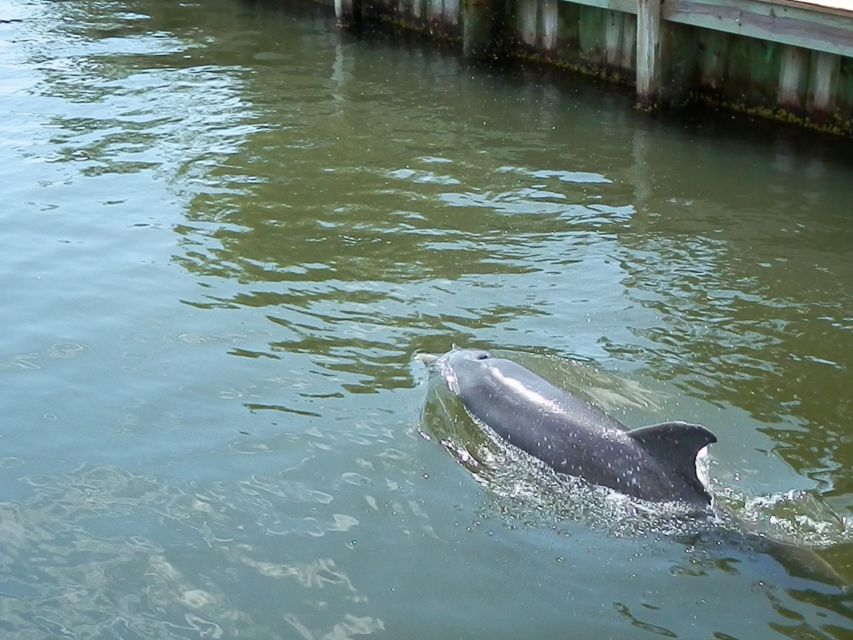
[1, 0, 851, 637]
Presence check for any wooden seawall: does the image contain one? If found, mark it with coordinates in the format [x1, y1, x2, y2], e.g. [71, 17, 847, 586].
[330, 0, 853, 136]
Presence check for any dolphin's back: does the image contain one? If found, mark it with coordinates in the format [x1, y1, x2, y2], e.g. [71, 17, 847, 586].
[442, 352, 716, 506]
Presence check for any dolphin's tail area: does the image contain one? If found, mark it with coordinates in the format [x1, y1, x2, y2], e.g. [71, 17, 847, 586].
[628, 421, 717, 502]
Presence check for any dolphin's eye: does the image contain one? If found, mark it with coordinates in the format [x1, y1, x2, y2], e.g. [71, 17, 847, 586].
[476, 353, 489, 360]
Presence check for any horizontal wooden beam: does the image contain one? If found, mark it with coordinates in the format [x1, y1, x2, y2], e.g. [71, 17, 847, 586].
[664, 0, 853, 58]
[560, 0, 853, 58]
[564, 0, 637, 13]
[768, 0, 853, 21]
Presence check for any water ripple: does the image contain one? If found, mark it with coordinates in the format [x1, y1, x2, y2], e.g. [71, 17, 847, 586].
[1, 464, 383, 638]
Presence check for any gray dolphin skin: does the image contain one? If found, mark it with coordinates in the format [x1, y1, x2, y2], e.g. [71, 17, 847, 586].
[421, 349, 717, 508]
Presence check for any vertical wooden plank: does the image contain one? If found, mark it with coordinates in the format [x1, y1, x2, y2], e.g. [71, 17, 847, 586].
[660, 21, 699, 103]
[444, 0, 459, 26]
[636, 0, 662, 104]
[777, 46, 807, 111]
[578, 6, 607, 65]
[335, 0, 360, 27]
[421, 0, 430, 21]
[700, 31, 728, 90]
[621, 13, 636, 71]
[427, 0, 443, 24]
[540, 0, 559, 53]
[605, 10, 624, 69]
[558, 3, 581, 57]
[462, 0, 494, 59]
[810, 51, 840, 118]
[518, 0, 538, 48]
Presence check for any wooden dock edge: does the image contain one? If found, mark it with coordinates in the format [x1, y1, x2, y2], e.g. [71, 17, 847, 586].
[328, 0, 853, 137]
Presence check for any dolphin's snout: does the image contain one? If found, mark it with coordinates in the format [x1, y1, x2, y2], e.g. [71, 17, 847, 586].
[415, 353, 440, 366]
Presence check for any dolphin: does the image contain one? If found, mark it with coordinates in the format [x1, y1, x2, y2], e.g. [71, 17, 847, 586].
[418, 348, 717, 508]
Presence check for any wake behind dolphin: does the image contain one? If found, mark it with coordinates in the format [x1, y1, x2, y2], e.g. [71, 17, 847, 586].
[418, 348, 851, 589]
[419, 348, 717, 508]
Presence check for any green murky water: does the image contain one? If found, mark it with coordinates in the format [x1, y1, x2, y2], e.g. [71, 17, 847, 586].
[1, 0, 851, 637]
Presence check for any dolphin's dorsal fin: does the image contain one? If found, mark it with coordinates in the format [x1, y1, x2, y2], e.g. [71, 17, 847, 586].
[628, 421, 717, 486]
